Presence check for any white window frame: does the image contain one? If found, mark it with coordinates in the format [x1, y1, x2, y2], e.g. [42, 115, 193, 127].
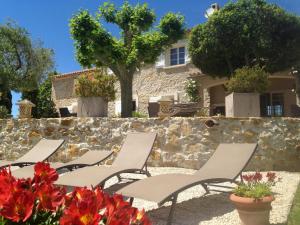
[170, 46, 186, 66]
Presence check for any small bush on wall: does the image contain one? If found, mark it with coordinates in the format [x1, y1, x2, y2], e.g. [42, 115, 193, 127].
[75, 69, 116, 101]
[226, 66, 269, 93]
[185, 79, 200, 102]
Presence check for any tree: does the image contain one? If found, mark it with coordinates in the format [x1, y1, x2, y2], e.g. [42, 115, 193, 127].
[0, 22, 54, 112]
[189, 0, 300, 78]
[35, 74, 58, 118]
[70, 2, 185, 117]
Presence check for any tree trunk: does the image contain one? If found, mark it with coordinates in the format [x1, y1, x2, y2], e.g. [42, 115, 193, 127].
[120, 75, 133, 118]
[0, 87, 12, 114]
[295, 74, 300, 106]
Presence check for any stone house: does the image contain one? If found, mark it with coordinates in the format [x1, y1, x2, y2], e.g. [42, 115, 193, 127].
[52, 39, 298, 117]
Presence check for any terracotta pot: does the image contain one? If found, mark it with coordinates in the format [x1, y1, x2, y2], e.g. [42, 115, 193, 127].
[230, 194, 274, 225]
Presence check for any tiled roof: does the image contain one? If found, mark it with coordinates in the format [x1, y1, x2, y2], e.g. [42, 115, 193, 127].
[52, 68, 98, 80]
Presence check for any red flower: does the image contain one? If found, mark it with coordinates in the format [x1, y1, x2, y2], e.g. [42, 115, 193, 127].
[242, 174, 254, 182]
[60, 187, 104, 225]
[36, 183, 65, 211]
[60, 203, 102, 225]
[34, 162, 58, 184]
[0, 168, 14, 207]
[105, 194, 134, 225]
[266, 172, 276, 182]
[131, 209, 152, 225]
[253, 172, 263, 182]
[0, 190, 35, 222]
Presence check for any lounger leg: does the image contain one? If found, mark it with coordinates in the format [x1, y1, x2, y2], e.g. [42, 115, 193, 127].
[129, 197, 134, 205]
[144, 170, 151, 177]
[117, 175, 122, 182]
[166, 194, 178, 225]
[202, 183, 210, 194]
[142, 165, 151, 177]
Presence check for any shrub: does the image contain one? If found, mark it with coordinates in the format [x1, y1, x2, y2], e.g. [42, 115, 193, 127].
[75, 69, 116, 102]
[0, 106, 9, 119]
[36, 76, 58, 118]
[226, 66, 269, 93]
[234, 172, 278, 199]
[0, 162, 151, 225]
[185, 79, 200, 102]
[132, 111, 148, 118]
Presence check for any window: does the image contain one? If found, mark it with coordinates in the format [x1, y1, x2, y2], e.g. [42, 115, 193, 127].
[170, 47, 185, 66]
[260, 93, 284, 117]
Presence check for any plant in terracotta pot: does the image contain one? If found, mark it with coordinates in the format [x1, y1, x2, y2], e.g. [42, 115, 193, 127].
[75, 68, 116, 117]
[230, 172, 278, 225]
[225, 66, 269, 117]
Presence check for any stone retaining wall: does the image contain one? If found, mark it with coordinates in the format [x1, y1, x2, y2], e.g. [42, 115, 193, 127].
[0, 117, 299, 171]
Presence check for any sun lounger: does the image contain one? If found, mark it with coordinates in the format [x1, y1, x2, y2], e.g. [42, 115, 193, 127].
[55, 132, 157, 188]
[12, 150, 113, 178]
[0, 139, 65, 169]
[117, 143, 258, 225]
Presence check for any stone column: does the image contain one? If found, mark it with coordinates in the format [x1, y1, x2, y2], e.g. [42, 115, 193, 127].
[203, 88, 211, 116]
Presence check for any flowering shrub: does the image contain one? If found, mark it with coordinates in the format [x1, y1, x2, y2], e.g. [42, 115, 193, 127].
[0, 162, 151, 225]
[226, 66, 269, 93]
[184, 79, 200, 102]
[75, 69, 116, 102]
[233, 172, 278, 199]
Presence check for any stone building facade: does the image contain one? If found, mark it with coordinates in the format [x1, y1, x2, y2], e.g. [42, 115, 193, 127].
[51, 39, 298, 117]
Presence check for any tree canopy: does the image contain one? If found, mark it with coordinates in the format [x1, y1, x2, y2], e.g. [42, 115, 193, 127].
[189, 0, 300, 77]
[0, 22, 54, 112]
[0, 22, 54, 91]
[70, 1, 185, 117]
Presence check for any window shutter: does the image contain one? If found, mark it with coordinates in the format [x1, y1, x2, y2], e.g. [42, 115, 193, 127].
[185, 47, 191, 63]
[155, 53, 165, 68]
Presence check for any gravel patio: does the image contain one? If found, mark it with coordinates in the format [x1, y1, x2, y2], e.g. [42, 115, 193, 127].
[106, 167, 300, 225]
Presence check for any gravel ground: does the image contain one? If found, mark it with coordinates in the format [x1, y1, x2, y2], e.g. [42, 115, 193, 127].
[105, 167, 300, 225]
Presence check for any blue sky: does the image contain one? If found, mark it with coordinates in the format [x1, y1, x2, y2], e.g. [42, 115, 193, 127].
[0, 0, 299, 117]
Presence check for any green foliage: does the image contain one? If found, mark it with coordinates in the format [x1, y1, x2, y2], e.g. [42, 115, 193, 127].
[234, 183, 272, 199]
[0, 106, 9, 119]
[226, 66, 269, 93]
[132, 111, 147, 118]
[287, 184, 300, 225]
[70, 1, 185, 117]
[0, 22, 54, 91]
[0, 22, 54, 113]
[0, 91, 12, 114]
[189, 0, 300, 77]
[75, 70, 116, 101]
[185, 79, 200, 102]
[35, 75, 58, 118]
[234, 172, 277, 199]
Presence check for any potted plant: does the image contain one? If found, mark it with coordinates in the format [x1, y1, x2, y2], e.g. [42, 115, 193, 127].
[75, 69, 116, 117]
[230, 172, 278, 225]
[225, 65, 269, 117]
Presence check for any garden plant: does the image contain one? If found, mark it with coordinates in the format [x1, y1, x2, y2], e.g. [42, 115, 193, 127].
[0, 162, 151, 225]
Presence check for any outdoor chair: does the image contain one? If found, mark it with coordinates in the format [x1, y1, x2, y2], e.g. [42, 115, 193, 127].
[12, 150, 113, 179]
[59, 107, 77, 117]
[117, 143, 258, 225]
[0, 139, 65, 169]
[54, 132, 157, 188]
